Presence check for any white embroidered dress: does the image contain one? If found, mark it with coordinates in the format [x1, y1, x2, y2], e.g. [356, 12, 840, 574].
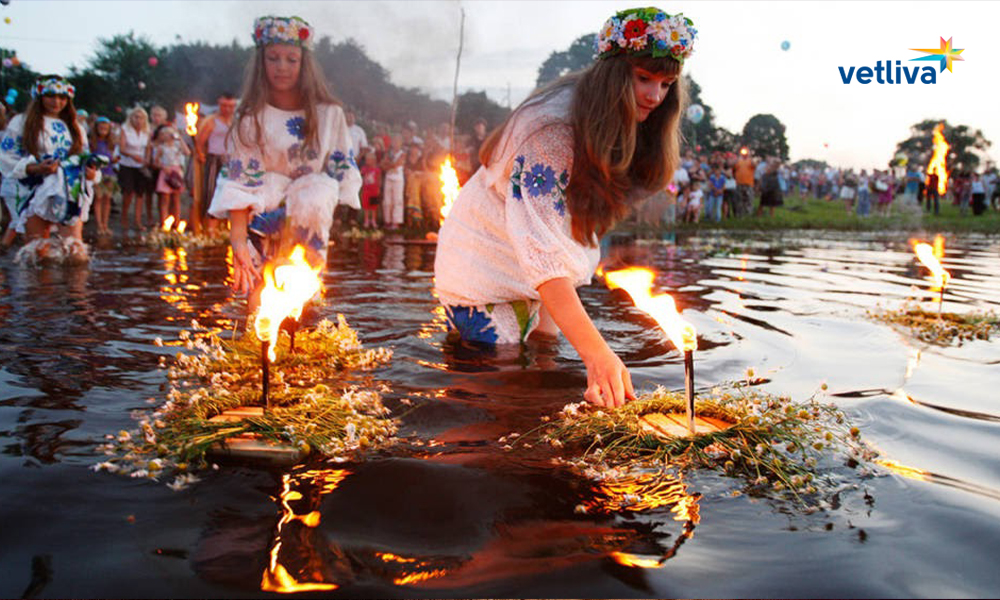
[0, 114, 98, 232]
[433, 87, 601, 343]
[208, 103, 361, 259]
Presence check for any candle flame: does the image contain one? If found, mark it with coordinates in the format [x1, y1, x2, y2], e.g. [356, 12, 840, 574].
[184, 102, 200, 137]
[605, 267, 697, 352]
[253, 245, 322, 361]
[176, 220, 187, 234]
[161, 216, 175, 232]
[438, 156, 460, 223]
[910, 239, 950, 292]
[925, 123, 949, 195]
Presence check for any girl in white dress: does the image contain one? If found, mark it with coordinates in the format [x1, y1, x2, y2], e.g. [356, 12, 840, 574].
[0, 75, 100, 263]
[434, 7, 695, 407]
[208, 15, 361, 299]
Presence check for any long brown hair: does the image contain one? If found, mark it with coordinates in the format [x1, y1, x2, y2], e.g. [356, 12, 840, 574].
[232, 45, 340, 152]
[23, 87, 84, 158]
[480, 55, 686, 245]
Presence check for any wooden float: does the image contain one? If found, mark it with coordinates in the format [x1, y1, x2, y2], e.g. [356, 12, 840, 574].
[207, 406, 304, 465]
[638, 412, 733, 439]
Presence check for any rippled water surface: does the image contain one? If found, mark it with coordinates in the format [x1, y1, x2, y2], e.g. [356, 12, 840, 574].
[1, 231, 999, 598]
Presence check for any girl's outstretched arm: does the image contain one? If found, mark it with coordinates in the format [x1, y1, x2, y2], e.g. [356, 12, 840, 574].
[537, 277, 636, 408]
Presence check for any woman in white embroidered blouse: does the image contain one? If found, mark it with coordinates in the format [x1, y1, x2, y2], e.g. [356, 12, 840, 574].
[434, 7, 696, 408]
[208, 15, 361, 301]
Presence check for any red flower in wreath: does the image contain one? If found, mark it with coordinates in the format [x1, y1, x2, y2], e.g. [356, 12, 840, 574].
[623, 19, 647, 39]
[298, 27, 310, 41]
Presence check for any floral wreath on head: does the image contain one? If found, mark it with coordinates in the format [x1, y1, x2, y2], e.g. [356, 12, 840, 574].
[32, 75, 76, 99]
[596, 7, 697, 63]
[252, 15, 315, 50]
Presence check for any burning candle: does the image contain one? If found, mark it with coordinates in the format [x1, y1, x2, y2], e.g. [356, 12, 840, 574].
[161, 216, 175, 232]
[605, 267, 698, 432]
[911, 238, 950, 314]
[253, 245, 323, 409]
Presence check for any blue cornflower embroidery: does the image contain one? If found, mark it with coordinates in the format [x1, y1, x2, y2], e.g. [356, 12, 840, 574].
[226, 158, 244, 179]
[52, 122, 67, 134]
[0, 136, 14, 151]
[526, 163, 556, 197]
[247, 158, 260, 170]
[285, 116, 306, 140]
[325, 150, 353, 182]
[445, 306, 499, 345]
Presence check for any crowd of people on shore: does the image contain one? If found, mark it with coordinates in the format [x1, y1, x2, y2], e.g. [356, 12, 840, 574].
[0, 90, 491, 247]
[635, 148, 1000, 227]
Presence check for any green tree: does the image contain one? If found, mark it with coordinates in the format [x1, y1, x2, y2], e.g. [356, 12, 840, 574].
[894, 119, 992, 173]
[71, 32, 161, 116]
[0, 47, 39, 113]
[791, 158, 828, 171]
[741, 113, 789, 161]
[536, 34, 595, 88]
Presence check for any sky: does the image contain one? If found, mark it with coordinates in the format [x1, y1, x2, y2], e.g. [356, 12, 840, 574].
[2, 0, 999, 170]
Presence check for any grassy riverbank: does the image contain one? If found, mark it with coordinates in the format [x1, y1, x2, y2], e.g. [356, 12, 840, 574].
[626, 193, 1000, 235]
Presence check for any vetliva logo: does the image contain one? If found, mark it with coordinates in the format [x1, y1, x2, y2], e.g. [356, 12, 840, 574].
[839, 37, 964, 84]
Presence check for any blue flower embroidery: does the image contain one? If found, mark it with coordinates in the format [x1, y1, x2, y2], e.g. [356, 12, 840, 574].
[0, 136, 14, 151]
[445, 306, 499, 345]
[248, 158, 260, 170]
[52, 121, 67, 134]
[285, 117, 306, 140]
[226, 159, 244, 179]
[325, 150, 354, 182]
[526, 163, 556, 197]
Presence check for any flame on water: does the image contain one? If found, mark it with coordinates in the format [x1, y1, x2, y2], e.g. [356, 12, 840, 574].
[925, 123, 949, 195]
[161, 216, 175, 232]
[438, 157, 460, 223]
[253, 245, 322, 361]
[184, 102, 199, 136]
[910, 239, 950, 292]
[176, 220, 187, 234]
[605, 267, 697, 352]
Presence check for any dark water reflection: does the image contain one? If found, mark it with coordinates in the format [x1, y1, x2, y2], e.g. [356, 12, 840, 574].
[1, 231, 999, 598]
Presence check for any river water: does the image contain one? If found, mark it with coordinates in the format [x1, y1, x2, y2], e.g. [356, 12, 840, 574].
[1, 231, 998, 598]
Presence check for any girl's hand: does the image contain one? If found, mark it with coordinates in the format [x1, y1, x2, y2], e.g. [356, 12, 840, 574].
[231, 240, 259, 296]
[85, 164, 98, 181]
[582, 345, 636, 408]
[30, 159, 59, 176]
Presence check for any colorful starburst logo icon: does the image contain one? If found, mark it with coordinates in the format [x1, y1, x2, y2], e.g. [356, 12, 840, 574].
[909, 37, 965, 73]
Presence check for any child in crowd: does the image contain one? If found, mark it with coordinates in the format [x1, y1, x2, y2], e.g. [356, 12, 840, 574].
[207, 15, 360, 303]
[360, 149, 382, 228]
[685, 180, 703, 223]
[380, 135, 405, 229]
[706, 164, 725, 222]
[90, 116, 119, 236]
[0, 75, 100, 263]
[152, 124, 190, 227]
[434, 6, 695, 408]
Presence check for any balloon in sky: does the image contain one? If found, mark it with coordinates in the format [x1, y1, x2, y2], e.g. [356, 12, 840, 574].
[686, 104, 704, 124]
[148, 56, 158, 67]
[4, 17, 11, 24]
[781, 40, 790, 51]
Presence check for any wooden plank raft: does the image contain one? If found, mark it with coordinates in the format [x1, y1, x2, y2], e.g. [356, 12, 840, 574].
[206, 406, 304, 465]
[639, 412, 733, 439]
